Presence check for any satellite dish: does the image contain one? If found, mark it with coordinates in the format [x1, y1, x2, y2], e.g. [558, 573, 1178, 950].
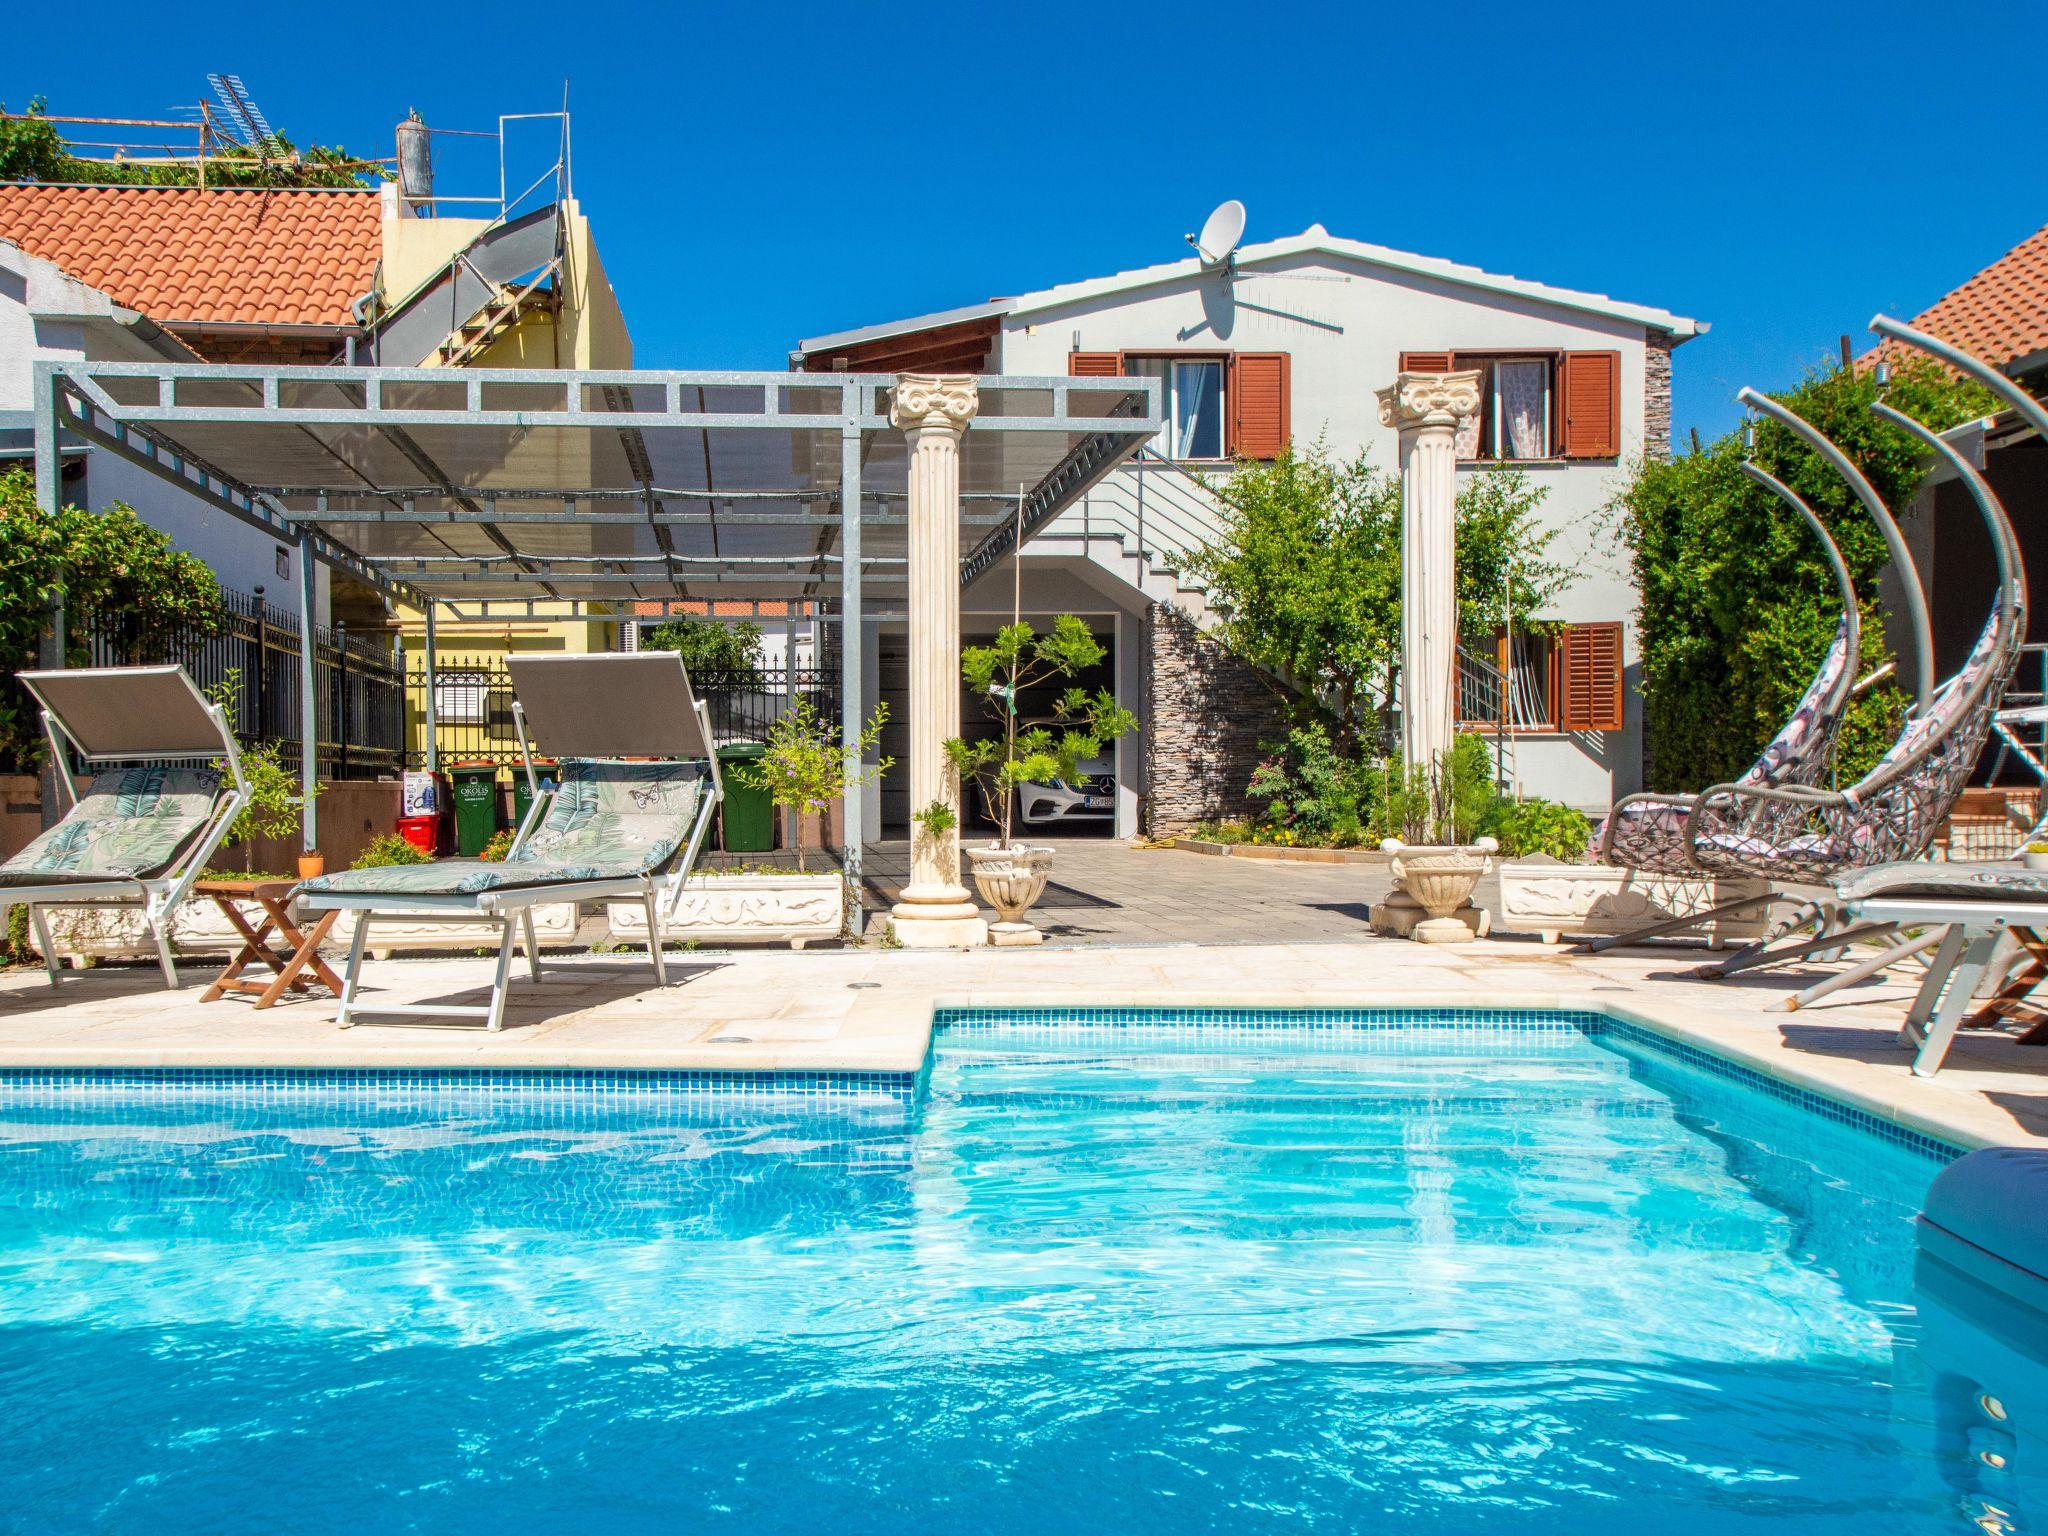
[1191, 200, 1246, 268]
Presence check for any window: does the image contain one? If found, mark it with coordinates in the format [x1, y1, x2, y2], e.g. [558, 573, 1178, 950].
[1399, 349, 1621, 461]
[1070, 351, 1291, 459]
[1453, 354, 1553, 461]
[434, 670, 490, 725]
[1121, 357, 1226, 459]
[1458, 623, 1624, 733]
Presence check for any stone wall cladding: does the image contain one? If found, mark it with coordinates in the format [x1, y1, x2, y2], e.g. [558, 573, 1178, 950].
[1644, 331, 1674, 461]
[1144, 604, 1291, 834]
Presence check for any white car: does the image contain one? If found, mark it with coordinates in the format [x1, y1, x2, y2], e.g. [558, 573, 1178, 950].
[1018, 758, 1117, 826]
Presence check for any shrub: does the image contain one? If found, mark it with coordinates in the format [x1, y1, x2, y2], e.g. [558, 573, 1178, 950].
[353, 833, 431, 869]
[479, 829, 515, 862]
[1619, 358, 1993, 790]
[1478, 797, 1594, 861]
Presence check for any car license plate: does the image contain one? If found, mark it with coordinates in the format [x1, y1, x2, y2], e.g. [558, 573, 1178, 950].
[1082, 794, 1112, 810]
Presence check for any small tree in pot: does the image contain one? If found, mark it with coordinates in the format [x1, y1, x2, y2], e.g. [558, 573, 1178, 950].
[732, 698, 891, 875]
[943, 617, 1136, 941]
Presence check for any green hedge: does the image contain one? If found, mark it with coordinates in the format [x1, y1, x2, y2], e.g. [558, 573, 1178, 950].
[1618, 360, 1995, 792]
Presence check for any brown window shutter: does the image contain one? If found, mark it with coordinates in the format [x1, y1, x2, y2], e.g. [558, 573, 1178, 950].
[1557, 622, 1624, 732]
[1559, 351, 1621, 458]
[1399, 350, 1453, 373]
[1227, 352, 1291, 459]
[1068, 352, 1121, 377]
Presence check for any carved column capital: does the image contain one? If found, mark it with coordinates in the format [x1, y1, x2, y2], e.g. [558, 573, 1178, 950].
[889, 373, 980, 436]
[1375, 369, 1484, 431]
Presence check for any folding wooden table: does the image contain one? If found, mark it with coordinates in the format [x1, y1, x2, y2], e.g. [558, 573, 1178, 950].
[194, 877, 343, 1008]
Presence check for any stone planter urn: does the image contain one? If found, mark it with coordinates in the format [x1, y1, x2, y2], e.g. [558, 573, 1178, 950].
[965, 844, 1054, 946]
[1372, 836, 1498, 944]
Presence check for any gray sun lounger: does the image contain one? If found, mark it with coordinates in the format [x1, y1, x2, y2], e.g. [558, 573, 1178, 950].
[0, 666, 250, 990]
[1830, 861, 2048, 1078]
[296, 651, 723, 1032]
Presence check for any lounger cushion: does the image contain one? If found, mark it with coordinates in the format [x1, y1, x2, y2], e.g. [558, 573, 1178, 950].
[299, 857, 627, 898]
[301, 759, 708, 901]
[1834, 859, 2048, 905]
[0, 766, 222, 888]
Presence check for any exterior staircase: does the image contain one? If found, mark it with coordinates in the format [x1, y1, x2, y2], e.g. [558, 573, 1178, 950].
[357, 204, 564, 369]
[1034, 449, 1228, 629]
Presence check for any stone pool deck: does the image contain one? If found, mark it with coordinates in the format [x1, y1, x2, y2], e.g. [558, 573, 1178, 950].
[4, 931, 2047, 1154]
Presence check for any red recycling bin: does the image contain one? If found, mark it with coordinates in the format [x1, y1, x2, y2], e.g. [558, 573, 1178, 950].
[395, 815, 440, 854]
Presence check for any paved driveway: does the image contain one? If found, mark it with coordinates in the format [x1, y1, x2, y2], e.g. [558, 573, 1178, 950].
[852, 838, 1502, 947]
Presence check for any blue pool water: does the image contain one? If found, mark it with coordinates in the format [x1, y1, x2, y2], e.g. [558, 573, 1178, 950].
[0, 1011, 1987, 1533]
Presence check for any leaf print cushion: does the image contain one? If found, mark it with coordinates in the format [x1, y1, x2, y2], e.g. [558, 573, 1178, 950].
[302, 761, 709, 900]
[0, 766, 223, 887]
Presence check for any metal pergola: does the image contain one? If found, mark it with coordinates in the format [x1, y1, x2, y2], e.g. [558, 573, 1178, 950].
[30, 360, 1162, 882]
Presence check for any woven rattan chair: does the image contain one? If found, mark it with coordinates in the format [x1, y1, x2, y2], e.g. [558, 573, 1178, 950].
[1594, 466, 1860, 882]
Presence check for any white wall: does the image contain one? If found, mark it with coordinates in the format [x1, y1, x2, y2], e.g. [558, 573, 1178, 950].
[1, 241, 326, 622]
[998, 248, 1658, 809]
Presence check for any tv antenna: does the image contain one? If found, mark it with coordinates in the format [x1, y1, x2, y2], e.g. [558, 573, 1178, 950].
[1186, 199, 1246, 272]
[206, 73, 280, 161]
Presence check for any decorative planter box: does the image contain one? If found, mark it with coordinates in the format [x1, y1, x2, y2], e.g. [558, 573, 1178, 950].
[608, 874, 846, 950]
[361, 903, 578, 959]
[40, 897, 575, 966]
[1495, 862, 1773, 947]
[43, 898, 359, 964]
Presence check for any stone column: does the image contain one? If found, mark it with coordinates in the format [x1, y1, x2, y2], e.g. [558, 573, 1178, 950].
[1375, 370, 1483, 776]
[888, 373, 988, 949]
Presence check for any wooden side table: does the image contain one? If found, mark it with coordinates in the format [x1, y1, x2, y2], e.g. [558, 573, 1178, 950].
[195, 878, 344, 1008]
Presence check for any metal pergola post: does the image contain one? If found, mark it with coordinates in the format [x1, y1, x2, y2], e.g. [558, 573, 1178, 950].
[422, 601, 440, 775]
[34, 369, 65, 831]
[297, 532, 319, 853]
[839, 389, 864, 905]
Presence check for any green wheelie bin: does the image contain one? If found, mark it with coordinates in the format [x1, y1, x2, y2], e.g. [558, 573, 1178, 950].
[716, 743, 773, 853]
[450, 761, 502, 857]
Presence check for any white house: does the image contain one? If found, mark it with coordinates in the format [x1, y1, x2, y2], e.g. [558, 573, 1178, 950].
[794, 220, 1703, 832]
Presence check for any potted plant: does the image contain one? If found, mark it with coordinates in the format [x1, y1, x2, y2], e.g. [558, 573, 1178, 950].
[1373, 735, 1498, 944]
[730, 698, 890, 876]
[2027, 842, 2048, 873]
[942, 616, 1136, 943]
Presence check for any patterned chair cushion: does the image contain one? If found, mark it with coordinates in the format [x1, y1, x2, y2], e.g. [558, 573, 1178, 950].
[302, 760, 707, 901]
[0, 766, 222, 889]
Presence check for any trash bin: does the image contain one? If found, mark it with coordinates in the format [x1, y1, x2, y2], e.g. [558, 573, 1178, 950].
[511, 758, 558, 835]
[450, 761, 501, 857]
[716, 743, 773, 853]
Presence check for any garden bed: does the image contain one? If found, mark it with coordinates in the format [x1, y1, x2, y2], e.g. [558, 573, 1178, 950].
[1167, 838, 1392, 865]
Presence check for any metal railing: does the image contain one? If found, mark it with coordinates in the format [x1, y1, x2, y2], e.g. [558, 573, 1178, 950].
[405, 659, 842, 766]
[1049, 448, 1231, 588]
[79, 585, 403, 776]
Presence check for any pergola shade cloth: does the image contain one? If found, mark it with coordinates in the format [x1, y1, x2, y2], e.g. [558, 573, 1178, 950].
[38, 365, 1162, 608]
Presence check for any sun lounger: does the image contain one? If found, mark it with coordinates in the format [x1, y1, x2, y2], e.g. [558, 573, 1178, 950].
[1831, 861, 2048, 1077]
[0, 666, 250, 990]
[296, 651, 722, 1031]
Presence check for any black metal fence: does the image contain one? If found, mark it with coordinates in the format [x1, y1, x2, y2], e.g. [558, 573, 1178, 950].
[405, 658, 842, 766]
[81, 585, 404, 777]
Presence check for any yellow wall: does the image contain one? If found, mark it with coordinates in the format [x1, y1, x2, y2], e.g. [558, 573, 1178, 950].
[468, 201, 633, 370]
[373, 194, 638, 765]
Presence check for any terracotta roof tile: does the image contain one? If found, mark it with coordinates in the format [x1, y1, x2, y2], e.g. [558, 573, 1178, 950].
[0, 184, 380, 328]
[1874, 222, 2048, 374]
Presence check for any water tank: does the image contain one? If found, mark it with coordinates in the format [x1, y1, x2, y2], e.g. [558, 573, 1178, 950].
[395, 112, 433, 212]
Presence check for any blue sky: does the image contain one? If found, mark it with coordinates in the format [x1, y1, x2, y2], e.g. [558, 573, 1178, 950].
[8, 0, 2043, 441]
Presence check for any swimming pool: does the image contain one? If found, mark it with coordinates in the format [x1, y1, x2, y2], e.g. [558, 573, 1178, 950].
[0, 1008, 1983, 1532]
